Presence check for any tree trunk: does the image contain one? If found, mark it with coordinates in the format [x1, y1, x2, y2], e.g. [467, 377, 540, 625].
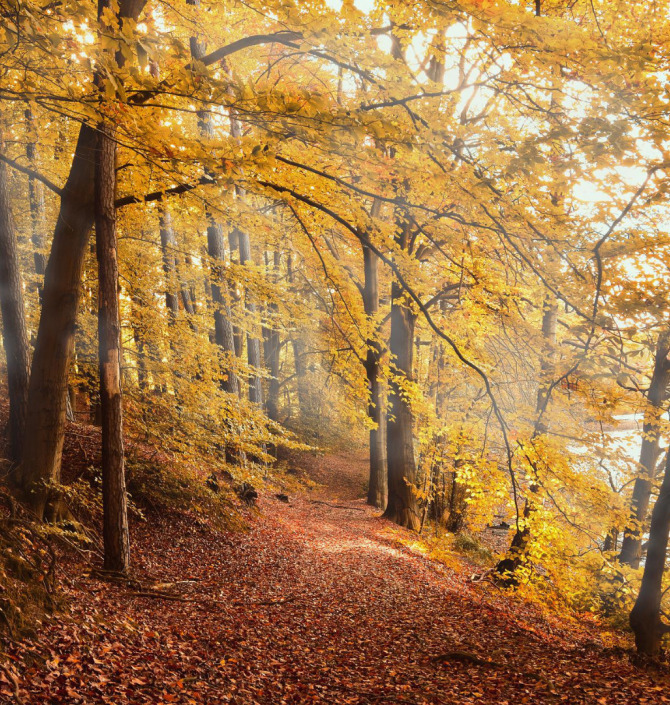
[0, 141, 30, 465]
[382, 279, 419, 530]
[263, 251, 281, 422]
[630, 448, 670, 655]
[13, 124, 97, 515]
[620, 329, 670, 568]
[159, 206, 180, 322]
[292, 337, 310, 418]
[25, 109, 46, 292]
[188, 1, 238, 396]
[237, 228, 263, 405]
[363, 241, 387, 510]
[12, 0, 146, 518]
[95, 119, 130, 573]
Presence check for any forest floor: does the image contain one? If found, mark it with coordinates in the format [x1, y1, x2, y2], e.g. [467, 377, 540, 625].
[5, 448, 670, 704]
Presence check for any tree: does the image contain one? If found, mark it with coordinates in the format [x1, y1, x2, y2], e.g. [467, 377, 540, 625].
[0, 138, 30, 465]
[619, 330, 670, 567]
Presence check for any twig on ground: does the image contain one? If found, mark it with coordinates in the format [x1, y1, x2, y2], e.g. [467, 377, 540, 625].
[309, 499, 366, 512]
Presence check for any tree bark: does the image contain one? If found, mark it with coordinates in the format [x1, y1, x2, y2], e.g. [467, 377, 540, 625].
[95, 119, 130, 573]
[14, 124, 97, 515]
[382, 278, 419, 530]
[188, 0, 238, 396]
[619, 329, 670, 568]
[25, 109, 46, 290]
[363, 240, 387, 510]
[159, 206, 180, 322]
[0, 140, 30, 465]
[263, 251, 281, 422]
[238, 228, 263, 406]
[630, 448, 670, 655]
[12, 0, 147, 518]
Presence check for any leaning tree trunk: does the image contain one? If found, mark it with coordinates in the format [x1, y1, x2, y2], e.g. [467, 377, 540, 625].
[13, 125, 97, 516]
[382, 278, 419, 530]
[630, 448, 670, 655]
[363, 237, 387, 510]
[95, 119, 130, 573]
[620, 329, 670, 568]
[12, 0, 147, 519]
[0, 140, 30, 465]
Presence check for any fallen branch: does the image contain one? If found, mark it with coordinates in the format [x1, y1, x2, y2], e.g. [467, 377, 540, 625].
[309, 500, 366, 512]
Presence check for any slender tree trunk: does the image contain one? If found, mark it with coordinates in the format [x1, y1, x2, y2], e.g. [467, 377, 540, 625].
[382, 278, 419, 530]
[159, 206, 180, 322]
[292, 337, 310, 418]
[286, 254, 309, 418]
[25, 109, 46, 293]
[263, 251, 281, 422]
[188, 1, 238, 396]
[630, 448, 670, 655]
[0, 141, 30, 465]
[237, 228, 263, 405]
[228, 228, 244, 359]
[620, 329, 670, 568]
[363, 240, 387, 510]
[95, 119, 130, 573]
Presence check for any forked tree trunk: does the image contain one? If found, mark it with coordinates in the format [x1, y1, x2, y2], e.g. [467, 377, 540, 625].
[13, 124, 97, 516]
[363, 240, 387, 510]
[620, 329, 670, 568]
[382, 279, 419, 530]
[12, 0, 147, 518]
[95, 120, 130, 573]
[630, 448, 670, 655]
[0, 141, 30, 465]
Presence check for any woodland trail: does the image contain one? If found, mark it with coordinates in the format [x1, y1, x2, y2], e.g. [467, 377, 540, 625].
[7, 451, 670, 704]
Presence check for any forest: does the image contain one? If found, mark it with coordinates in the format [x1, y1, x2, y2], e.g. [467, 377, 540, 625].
[2, 0, 670, 702]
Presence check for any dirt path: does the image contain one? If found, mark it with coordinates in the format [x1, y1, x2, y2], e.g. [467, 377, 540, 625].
[9, 452, 670, 704]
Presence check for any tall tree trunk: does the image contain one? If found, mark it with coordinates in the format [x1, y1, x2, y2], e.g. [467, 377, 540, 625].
[13, 124, 97, 515]
[188, 1, 238, 396]
[159, 206, 180, 323]
[0, 140, 30, 465]
[237, 228, 263, 406]
[286, 254, 309, 418]
[25, 109, 46, 291]
[363, 239, 387, 510]
[95, 119, 130, 573]
[620, 329, 670, 568]
[263, 251, 281, 422]
[382, 278, 419, 530]
[630, 448, 670, 655]
[12, 0, 146, 518]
